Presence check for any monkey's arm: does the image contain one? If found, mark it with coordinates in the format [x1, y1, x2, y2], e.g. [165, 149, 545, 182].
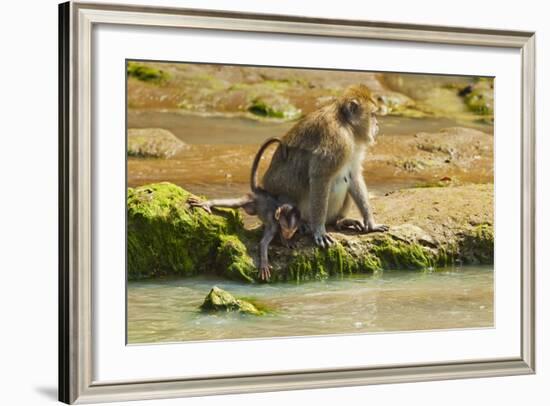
[309, 175, 336, 248]
[188, 195, 256, 215]
[348, 172, 388, 233]
[259, 223, 278, 281]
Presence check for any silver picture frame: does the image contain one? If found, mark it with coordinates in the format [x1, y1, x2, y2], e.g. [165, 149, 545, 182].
[58, 1, 536, 403]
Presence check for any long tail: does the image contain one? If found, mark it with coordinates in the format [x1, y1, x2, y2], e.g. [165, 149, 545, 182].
[250, 137, 284, 193]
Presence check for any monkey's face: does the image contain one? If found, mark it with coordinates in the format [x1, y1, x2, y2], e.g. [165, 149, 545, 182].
[340, 85, 386, 143]
[275, 205, 300, 240]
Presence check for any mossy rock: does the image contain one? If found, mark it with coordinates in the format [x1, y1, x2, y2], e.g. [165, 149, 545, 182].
[200, 286, 264, 315]
[127, 182, 255, 281]
[463, 79, 494, 116]
[127, 183, 494, 283]
[248, 96, 301, 120]
[457, 224, 494, 264]
[127, 62, 170, 83]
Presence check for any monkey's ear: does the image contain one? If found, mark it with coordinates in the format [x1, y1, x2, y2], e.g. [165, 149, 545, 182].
[274, 206, 282, 221]
[341, 99, 361, 123]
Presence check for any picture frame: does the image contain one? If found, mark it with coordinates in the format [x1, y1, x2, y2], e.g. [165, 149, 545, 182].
[59, 1, 536, 404]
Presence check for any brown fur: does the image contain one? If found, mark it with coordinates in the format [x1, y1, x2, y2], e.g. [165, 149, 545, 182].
[261, 84, 388, 248]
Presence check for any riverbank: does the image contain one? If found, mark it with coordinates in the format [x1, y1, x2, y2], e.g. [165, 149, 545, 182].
[127, 182, 493, 282]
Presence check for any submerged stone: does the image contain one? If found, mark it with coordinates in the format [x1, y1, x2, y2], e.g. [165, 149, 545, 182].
[200, 286, 264, 315]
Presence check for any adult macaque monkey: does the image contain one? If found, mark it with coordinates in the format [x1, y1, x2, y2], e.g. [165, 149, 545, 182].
[262, 84, 389, 248]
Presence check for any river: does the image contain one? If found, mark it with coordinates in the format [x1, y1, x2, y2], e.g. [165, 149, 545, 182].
[127, 265, 493, 344]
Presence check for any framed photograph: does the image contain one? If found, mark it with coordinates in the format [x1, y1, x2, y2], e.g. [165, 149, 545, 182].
[59, 1, 536, 404]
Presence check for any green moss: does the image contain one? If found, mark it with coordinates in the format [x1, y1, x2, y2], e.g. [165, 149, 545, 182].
[248, 97, 301, 120]
[200, 287, 264, 315]
[359, 253, 383, 274]
[127, 62, 170, 83]
[127, 182, 250, 281]
[464, 80, 493, 116]
[238, 296, 273, 314]
[370, 236, 436, 270]
[279, 243, 381, 282]
[436, 241, 458, 267]
[215, 235, 256, 282]
[127, 183, 493, 283]
[458, 224, 494, 264]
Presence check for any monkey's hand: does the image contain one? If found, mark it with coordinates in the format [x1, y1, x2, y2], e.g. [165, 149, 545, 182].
[258, 264, 272, 281]
[312, 229, 335, 249]
[187, 197, 212, 214]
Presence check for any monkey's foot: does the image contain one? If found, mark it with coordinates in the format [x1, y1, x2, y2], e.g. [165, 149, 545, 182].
[312, 231, 335, 249]
[281, 238, 298, 249]
[258, 265, 272, 281]
[335, 218, 366, 232]
[187, 197, 212, 214]
[367, 223, 389, 233]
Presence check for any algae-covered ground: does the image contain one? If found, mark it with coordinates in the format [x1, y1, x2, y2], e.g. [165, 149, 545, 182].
[127, 182, 493, 283]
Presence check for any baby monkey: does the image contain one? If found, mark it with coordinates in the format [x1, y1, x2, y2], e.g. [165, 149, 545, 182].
[188, 137, 300, 281]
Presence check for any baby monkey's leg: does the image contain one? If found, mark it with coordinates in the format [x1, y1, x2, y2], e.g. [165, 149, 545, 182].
[188, 195, 256, 215]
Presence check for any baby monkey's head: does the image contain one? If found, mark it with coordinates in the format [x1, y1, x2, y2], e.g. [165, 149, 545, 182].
[274, 204, 301, 240]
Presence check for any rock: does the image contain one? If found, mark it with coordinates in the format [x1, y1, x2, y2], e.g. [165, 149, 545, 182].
[127, 182, 256, 281]
[127, 62, 170, 83]
[127, 182, 494, 283]
[128, 128, 187, 158]
[380, 73, 495, 121]
[247, 95, 301, 120]
[200, 286, 264, 315]
[367, 127, 493, 185]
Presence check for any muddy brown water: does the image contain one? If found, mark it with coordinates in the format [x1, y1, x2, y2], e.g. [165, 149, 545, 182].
[127, 111, 492, 226]
[127, 113, 493, 192]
